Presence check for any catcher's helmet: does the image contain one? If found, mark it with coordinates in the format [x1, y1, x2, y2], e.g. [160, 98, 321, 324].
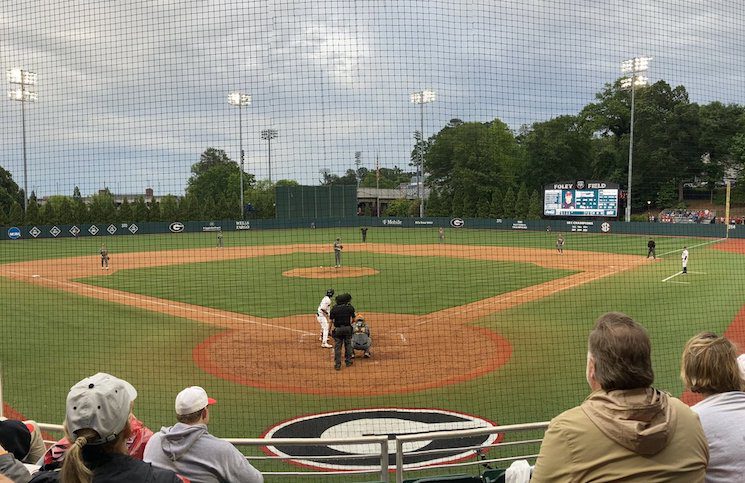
[326, 288, 335, 297]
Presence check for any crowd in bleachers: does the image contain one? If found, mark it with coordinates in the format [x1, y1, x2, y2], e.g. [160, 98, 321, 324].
[658, 209, 717, 223]
[2, 313, 744, 482]
[1, 376, 263, 483]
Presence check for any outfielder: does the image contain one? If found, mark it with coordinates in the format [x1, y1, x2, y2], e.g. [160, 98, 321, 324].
[556, 234, 565, 254]
[682, 246, 689, 274]
[317, 289, 334, 348]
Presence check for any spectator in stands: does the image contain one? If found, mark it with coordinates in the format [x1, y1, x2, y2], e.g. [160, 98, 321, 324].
[144, 386, 263, 483]
[0, 440, 31, 483]
[39, 400, 153, 471]
[51, 372, 184, 483]
[681, 332, 745, 482]
[0, 418, 45, 465]
[531, 312, 708, 482]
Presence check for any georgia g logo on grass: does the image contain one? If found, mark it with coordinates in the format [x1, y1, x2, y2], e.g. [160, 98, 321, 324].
[262, 408, 501, 471]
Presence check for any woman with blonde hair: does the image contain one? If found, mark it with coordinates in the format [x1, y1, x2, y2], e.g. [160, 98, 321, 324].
[681, 332, 745, 482]
[58, 373, 184, 483]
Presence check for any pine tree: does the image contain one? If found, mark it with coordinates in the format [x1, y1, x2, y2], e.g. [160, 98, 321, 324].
[41, 202, 56, 225]
[515, 183, 529, 219]
[160, 195, 180, 220]
[132, 196, 149, 221]
[490, 189, 502, 218]
[8, 202, 24, 225]
[527, 190, 543, 220]
[502, 186, 516, 219]
[149, 201, 161, 221]
[25, 196, 41, 225]
[476, 197, 491, 218]
[118, 198, 132, 222]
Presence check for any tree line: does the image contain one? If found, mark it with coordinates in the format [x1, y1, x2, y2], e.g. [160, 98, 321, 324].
[1, 78, 744, 225]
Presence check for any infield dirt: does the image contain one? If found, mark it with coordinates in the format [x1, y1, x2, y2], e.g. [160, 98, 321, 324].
[0, 243, 647, 396]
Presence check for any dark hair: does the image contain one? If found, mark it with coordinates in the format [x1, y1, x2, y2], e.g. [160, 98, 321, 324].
[681, 332, 743, 394]
[588, 312, 654, 391]
[177, 408, 206, 424]
[336, 293, 352, 304]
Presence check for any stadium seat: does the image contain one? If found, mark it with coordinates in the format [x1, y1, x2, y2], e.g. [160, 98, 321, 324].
[481, 468, 507, 483]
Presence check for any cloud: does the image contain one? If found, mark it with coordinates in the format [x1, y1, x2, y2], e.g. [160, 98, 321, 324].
[1, 0, 743, 195]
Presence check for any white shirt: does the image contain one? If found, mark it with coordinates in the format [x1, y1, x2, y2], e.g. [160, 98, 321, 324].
[692, 391, 745, 483]
[682, 249, 689, 263]
[318, 296, 331, 316]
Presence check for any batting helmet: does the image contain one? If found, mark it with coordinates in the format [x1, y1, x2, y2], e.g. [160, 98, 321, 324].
[326, 288, 335, 297]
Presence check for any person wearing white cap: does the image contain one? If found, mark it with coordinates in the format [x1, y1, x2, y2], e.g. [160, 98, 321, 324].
[144, 386, 263, 483]
[58, 372, 185, 483]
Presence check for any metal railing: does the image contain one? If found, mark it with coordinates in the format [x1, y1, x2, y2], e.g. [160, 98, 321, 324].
[35, 421, 549, 482]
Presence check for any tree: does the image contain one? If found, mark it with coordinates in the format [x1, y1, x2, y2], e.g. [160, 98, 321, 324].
[360, 166, 414, 189]
[160, 195, 180, 220]
[88, 191, 116, 223]
[502, 186, 516, 219]
[244, 180, 276, 219]
[118, 198, 132, 222]
[132, 196, 149, 221]
[148, 200, 162, 221]
[320, 168, 358, 186]
[0, 206, 7, 226]
[180, 193, 200, 220]
[0, 165, 23, 216]
[527, 190, 543, 220]
[384, 199, 414, 217]
[187, 148, 254, 205]
[476, 198, 491, 218]
[56, 197, 74, 224]
[424, 120, 523, 209]
[426, 188, 446, 216]
[515, 183, 530, 219]
[8, 202, 24, 225]
[25, 194, 40, 225]
[519, 115, 594, 189]
[41, 202, 56, 225]
[490, 189, 502, 218]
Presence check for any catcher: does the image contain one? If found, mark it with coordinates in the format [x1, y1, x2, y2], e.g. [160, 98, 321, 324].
[351, 315, 372, 358]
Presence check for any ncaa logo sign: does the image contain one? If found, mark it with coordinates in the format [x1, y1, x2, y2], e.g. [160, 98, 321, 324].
[169, 222, 185, 233]
[450, 218, 464, 228]
[262, 408, 500, 471]
[7, 227, 21, 239]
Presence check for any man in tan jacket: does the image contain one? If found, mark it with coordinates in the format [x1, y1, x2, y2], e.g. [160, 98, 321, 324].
[531, 312, 708, 482]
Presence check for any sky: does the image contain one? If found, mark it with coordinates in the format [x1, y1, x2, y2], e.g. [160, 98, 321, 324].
[1, 0, 744, 197]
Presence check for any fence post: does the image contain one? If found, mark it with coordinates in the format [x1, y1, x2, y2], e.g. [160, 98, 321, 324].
[0, 363, 4, 418]
[379, 438, 389, 482]
[395, 439, 404, 483]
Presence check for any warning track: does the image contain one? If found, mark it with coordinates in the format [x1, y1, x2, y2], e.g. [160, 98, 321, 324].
[0, 244, 646, 396]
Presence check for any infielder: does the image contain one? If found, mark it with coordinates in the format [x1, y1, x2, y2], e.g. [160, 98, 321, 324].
[556, 234, 565, 254]
[334, 238, 343, 268]
[99, 244, 110, 270]
[317, 288, 334, 348]
[682, 246, 689, 274]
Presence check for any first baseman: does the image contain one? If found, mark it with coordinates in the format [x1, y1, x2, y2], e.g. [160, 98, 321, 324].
[317, 288, 334, 348]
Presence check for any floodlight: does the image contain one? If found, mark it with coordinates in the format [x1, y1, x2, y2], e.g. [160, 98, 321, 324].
[228, 91, 251, 106]
[410, 89, 436, 104]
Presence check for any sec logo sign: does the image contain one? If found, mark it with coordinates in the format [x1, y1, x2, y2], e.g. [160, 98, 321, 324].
[601, 222, 611, 233]
[450, 218, 464, 228]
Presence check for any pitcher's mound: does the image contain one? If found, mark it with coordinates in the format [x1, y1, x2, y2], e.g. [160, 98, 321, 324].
[283, 266, 379, 278]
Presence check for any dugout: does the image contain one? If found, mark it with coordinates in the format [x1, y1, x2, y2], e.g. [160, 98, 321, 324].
[275, 185, 357, 219]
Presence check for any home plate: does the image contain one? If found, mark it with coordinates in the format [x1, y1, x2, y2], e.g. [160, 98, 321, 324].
[32, 274, 40, 278]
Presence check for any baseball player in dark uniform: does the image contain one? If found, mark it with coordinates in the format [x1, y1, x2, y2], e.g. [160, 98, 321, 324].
[330, 293, 355, 370]
[99, 244, 110, 270]
[647, 238, 656, 259]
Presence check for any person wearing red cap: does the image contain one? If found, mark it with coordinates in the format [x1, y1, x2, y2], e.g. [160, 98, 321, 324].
[144, 386, 263, 483]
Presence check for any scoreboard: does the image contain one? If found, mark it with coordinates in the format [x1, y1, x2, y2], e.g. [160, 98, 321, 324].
[544, 181, 619, 217]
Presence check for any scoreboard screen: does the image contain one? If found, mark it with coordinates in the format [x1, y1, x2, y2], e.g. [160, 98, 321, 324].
[543, 181, 619, 217]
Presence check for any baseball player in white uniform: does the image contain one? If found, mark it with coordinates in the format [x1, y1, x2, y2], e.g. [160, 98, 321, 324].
[682, 247, 689, 274]
[317, 289, 334, 348]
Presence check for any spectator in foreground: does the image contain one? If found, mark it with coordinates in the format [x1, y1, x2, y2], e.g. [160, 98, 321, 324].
[57, 372, 184, 483]
[531, 312, 708, 482]
[144, 386, 263, 483]
[681, 332, 745, 482]
[0, 441, 31, 483]
[0, 418, 45, 465]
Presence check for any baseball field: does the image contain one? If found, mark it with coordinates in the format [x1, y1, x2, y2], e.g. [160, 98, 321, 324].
[2, 226, 745, 477]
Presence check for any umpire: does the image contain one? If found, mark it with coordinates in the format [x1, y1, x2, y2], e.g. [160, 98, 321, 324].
[330, 293, 355, 370]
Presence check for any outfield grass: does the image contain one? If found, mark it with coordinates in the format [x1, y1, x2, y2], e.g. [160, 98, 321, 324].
[79, 252, 574, 317]
[0, 227, 712, 263]
[1, 228, 743, 480]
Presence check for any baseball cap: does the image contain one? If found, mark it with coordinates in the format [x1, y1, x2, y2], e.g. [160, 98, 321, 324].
[0, 419, 31, 460]
[175, 386, 217, 415]
[65, 373, 137, 445]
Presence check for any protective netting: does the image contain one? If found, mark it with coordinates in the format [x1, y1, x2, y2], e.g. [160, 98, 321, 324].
[2, 1, 745, 480]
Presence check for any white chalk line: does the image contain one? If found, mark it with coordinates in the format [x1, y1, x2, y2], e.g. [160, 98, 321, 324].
[4, 271, 314, 336]
[667, 280, 691, 284]
[658, 238, 725, 257]
[661, 271, 684, 282]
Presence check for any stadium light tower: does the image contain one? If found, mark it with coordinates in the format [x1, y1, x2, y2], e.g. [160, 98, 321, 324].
[621, 57, 652, 222]
[228, 91, 251, 219]
[7, 68, 38, 212]
[410, 89, 436, 217]
[261, 129, 278, 183]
